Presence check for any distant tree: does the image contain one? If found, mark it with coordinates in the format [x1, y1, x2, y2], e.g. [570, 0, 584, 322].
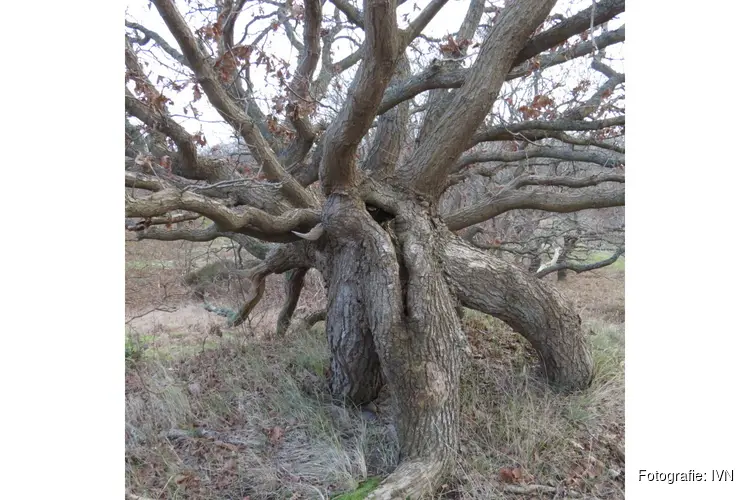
[125, 0, 625, 495]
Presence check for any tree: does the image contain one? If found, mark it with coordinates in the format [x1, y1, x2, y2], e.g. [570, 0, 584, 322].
[125, 0, 625, 496]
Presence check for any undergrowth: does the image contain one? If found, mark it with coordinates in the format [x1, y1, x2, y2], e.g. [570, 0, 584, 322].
[126, 313, 624, 499]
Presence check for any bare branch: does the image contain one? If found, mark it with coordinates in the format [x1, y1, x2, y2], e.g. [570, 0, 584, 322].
[399, 0, 559, 196]
[125, 171, 167, 191]
[218, 0, 248, 50]
[125, 41, 206, 179]
[126, 21, 187, 65]
[320, 0, 400, 193]
[230, 242, 315, 325]
[514, 0, 625, 65]
[508, 24, 624, 79]
[536, 247, 624, 278]
[455, 146, 624, 171]
[363, 56, 411, 176]
[401, 0, 451, 46]
[126, 212, 201, 230]
[329, 0, 363, 27]
[135, 223, 272, 258]
[564, 67, 625, 121]
[414, 0, 484, 147]
[512, 173, 625, 188]
[471, 116, 624, 146]
[281, 0, 323, 167]
[445, 185, 625, 230]
[276, 268, 308, 336]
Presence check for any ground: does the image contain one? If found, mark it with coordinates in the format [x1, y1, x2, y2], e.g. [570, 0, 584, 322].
[125, 233, 624, 499]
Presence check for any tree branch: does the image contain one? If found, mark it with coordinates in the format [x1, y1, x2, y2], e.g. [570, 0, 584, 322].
[126, 211, 201, 230]
[445, 185, 625, 230]
[399, 0, 558, 196]
[320, 0, 400, 193]
[126, 188, 320, 241]
[126, 21, 187, 65]
[414, 0, 484, 148]
[401, 0, 451, 46]
[362, 56, 411, 176]
[455, 146, 624, 171]
[513, 0, 625, 65]
[229, 242, 314, 325]
[125, 170, 167, 191]
[135, 222, 272, 258]
[281, 0, 322, 167]
[276, 268, 308, 336]
[125, 41, 207, 179]
[565, 66, 625, 121]
[536, 247, 624, 278]
[471, 116, 624, 146]
[329, 0, 363, 28]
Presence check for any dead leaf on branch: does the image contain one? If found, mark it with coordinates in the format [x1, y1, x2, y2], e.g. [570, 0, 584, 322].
[191, 133, 207, 147]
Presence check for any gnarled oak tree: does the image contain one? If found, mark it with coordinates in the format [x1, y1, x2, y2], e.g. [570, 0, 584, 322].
[125, 0, 625, 496]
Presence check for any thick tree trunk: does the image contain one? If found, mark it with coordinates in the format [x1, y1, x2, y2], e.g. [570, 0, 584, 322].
[321, 239, 384, 404]
[368, 208, 463, 499]
[315, 196, 462, 498]
[314, 193, 593, 497]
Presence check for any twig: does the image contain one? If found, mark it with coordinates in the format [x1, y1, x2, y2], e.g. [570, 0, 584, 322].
[125, 306, 178, 325]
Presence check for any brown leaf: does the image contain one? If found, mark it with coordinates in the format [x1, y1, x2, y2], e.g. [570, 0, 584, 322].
[499, 468, 518, 483]
[233, 44, 253, 60]
[511, 467, 525, 483]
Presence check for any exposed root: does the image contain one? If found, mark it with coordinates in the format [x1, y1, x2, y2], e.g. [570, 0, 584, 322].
[365, 460, 446, 500]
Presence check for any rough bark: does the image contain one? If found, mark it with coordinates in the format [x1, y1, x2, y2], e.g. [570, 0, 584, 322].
[311, 193, 464, 498]
[368, 208, 463, 499]
[441, 234, 593, 390]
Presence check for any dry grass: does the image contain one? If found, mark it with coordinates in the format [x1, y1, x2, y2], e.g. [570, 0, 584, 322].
[126, 329, 399, 499]
[126, 236, 624, 499]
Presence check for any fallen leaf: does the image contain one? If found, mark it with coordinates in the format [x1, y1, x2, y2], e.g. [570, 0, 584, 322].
[499, 467, 518, 483]
[512, 467, 524, 483]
